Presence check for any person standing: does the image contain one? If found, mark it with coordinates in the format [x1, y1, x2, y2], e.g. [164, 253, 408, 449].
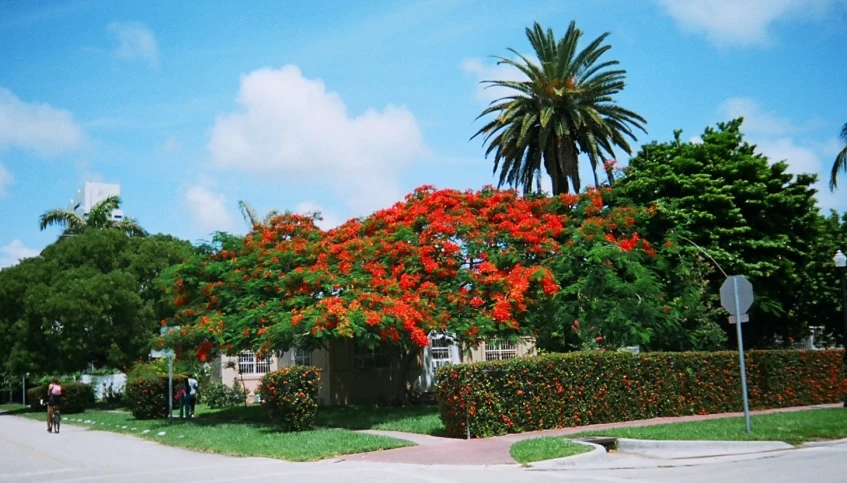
[186, 374, 199, 417]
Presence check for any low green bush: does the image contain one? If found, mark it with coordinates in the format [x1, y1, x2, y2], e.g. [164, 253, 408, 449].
[258, 366, 320, 431]
[204, 379, 248, 409]
[26, 382, 95, 414]
[436, 349, 846, 438]
[125, 375, 187, 419]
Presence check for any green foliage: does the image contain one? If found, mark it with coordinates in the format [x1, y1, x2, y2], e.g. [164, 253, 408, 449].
[613, 120, 824, 346]
[26, 382, 95, 414]
[258, 366, 320, 431]
[436, 350, 846, 438]
[125, 375, 187, 419]
[0, 230, 193, 377]
[203, 378, 247, 409]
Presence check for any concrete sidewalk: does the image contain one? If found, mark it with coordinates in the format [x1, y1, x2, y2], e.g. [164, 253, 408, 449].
[341, 403, 843, 465]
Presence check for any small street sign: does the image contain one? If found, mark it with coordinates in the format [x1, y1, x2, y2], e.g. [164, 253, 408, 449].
[728, 314, 750, 324]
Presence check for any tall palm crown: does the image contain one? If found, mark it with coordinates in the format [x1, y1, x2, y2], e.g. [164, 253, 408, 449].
[830, 121, 847, 190]
[39, 195, 146, 237]
[473, 21, 647, 195]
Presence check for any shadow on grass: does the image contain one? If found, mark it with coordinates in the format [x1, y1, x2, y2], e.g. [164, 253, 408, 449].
[0, 406, 35, 416]
[195, 403, 452, 437]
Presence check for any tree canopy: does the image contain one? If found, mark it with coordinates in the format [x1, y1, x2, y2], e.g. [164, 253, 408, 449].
[0, 229, 192, 378]
[612, 119, 824, 346]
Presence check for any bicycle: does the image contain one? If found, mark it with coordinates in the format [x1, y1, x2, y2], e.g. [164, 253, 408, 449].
[40, 398, 61, 434]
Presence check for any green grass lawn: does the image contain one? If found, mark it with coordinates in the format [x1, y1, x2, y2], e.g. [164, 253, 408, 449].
[12, 407, 413, 461]
[197, 403, 448, 436]
[510, 437, 591, 464]
[572, 408, 847, 445]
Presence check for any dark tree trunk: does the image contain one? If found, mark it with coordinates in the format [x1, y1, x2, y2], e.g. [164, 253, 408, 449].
[391, 345, 421, 406]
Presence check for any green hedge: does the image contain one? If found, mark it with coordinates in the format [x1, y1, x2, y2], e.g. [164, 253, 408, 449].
[257, 366, 320, 431]
[436, 350, 846, 438]
[125, 375, 187, 419]
[26, 382, 95, 414]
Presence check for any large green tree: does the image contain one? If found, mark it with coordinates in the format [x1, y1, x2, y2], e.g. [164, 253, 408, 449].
[612, 119, 823, 346]
[0, 230, 192, 377]
[831, 121, 847, 190]
[39, 195, 146, 237]
[472, 21, 646, 195]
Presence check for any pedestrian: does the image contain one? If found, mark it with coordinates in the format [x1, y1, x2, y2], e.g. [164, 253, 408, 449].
[175, 383, 187, 419]
[186, 374, 199, 417]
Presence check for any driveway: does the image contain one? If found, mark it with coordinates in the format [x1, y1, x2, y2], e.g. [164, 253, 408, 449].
[2, 411, 847, 482]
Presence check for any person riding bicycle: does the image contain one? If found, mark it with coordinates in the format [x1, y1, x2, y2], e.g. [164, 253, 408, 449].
[47, 377, 62, 433]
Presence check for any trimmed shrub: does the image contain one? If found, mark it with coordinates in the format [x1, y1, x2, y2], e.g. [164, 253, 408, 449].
[204, 379, 248, 409]
[125, 375, 187, 419]
[27, 382, 95, 414]
[257, 366, 320, 431]
[436, 350, 846, 438]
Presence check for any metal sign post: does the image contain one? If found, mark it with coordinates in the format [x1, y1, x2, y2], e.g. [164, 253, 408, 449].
[720, 275, 754, 435]
[168, 354, 174, 424]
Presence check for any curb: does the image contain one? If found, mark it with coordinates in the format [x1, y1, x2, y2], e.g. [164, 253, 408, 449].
[616, 438, 793, 459]
[527, 440, 607, 469]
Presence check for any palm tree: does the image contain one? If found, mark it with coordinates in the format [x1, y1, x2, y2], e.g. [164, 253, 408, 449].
[238, 200, 280, 228]
[39, 195, 146, 237]
[472, 21, 647, 195]
[830, 122, 847, 190]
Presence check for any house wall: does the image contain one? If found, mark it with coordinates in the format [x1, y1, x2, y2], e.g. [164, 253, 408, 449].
[326, 340, 423, 406]
[211, 336, 535, 406]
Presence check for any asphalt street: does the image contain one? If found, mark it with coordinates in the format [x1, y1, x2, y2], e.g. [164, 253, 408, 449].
[2, 412, 845, 483]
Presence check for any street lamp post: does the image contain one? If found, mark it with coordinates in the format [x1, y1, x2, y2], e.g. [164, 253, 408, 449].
[835, 250, 847, 408]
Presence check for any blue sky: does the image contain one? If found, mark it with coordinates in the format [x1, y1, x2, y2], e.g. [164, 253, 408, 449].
[1, 0, 846, 266]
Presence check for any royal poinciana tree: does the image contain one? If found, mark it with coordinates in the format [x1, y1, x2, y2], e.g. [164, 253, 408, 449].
[158, 186, 665, 402]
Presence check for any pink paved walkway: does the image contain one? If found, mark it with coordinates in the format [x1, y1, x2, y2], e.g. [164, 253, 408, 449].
[338, 403, 843, 466]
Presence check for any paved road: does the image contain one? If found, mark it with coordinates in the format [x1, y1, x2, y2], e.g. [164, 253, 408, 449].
[2, 412, 847, 482]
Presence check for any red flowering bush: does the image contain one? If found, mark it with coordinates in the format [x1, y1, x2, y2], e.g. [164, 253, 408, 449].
[158, 185, 671, 401]
[125, 375, 187, 420]
[258, 366, 320, 431]
[436, 349, 846, 438]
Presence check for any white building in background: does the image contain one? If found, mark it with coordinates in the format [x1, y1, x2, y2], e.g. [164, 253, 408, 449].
[69, 182, 125, 221]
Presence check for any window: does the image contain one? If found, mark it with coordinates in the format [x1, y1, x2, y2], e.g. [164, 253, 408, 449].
[238, 351, 271, 374]
[293, 348, 311, 366]
[484, 339, 517, 361]
[354, 343, 393, 370]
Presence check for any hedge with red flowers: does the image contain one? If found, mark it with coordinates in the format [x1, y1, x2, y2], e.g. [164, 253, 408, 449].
[125, 375, 187, 420]
[258, 366, 320, 431]
[436, 349, 846, 438]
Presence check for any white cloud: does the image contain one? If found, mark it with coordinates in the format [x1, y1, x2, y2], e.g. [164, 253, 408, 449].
[719, 98, 796, 136]
[0, 87, 85, 155]
[460, 57, 526, 105]
[0, 162, 11, 196]
[183, 185, 234, 233]
[108, 22, 159, 68]
[294, 201, 344, 230]
[0, 240, 40, 268]
[720, 97, 844, 210]
[208, 65, 426, 215]
[657, 0, 842, 47]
